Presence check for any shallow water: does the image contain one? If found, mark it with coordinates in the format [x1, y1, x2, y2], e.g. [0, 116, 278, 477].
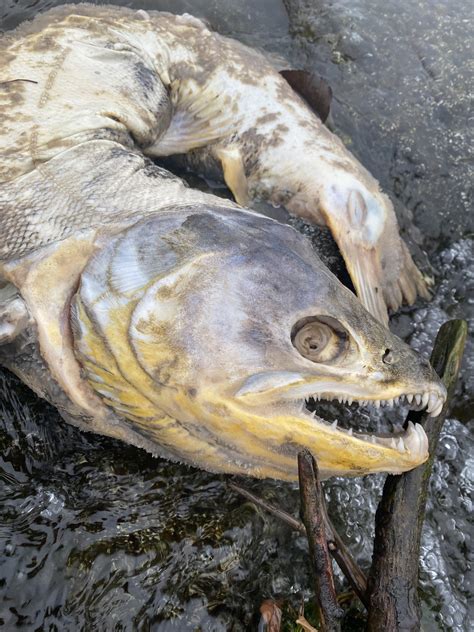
[1, 1, 473, 630]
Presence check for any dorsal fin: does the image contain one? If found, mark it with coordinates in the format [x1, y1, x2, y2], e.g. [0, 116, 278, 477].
[280, 70, 332, 123]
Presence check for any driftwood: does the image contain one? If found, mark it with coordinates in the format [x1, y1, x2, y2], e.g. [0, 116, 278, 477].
[312, 489, 368, 607]
[296, 614, 319, 631]
[228, 482, 368, 606]
[298, 450, 344, 631]
[367, 319, 467, 631]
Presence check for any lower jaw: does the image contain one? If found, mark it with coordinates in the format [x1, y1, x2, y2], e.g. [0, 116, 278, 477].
[222, 404, 427, 480]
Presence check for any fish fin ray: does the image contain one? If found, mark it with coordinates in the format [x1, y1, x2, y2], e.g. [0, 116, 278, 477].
[0, 285, 29, 345]
[147, 81, 237, 156]
[384, 240, 431, 312]
[214, 144, 249, 206]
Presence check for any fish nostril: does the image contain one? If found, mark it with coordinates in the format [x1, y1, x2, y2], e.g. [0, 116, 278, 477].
[382, 348, 394, 364]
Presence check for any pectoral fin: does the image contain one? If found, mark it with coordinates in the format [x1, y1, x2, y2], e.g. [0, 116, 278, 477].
[0, 284, 29, 345]
[214, 145, 249, 206]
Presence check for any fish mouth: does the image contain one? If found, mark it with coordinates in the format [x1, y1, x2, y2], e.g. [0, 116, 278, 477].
[304, 388, 445, 417]
[235, 374, 447, 475]
[299, 392, 439, 454]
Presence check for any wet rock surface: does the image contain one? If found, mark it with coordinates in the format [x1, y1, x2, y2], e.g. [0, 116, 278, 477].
[1, 1, 472, 630]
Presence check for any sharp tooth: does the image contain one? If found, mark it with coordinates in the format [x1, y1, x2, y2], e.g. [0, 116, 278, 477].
[394, 397, 400, 405]
[331, 420, 338, 429]
[347, 428, 353, 436]
[387, 398, 394, 407]
[407, 394, 414, 404]
[374, 400, 380, 408]
[402, 421, 429, 458]
[347, 397, 353, 406]
[427, 392, 438, 413]
[397, 437, 405, 452]
[415, 423, 429, 454]
[421, 393, 430, 409]
[369, 436, 376, 444]
[430, 401, 444, 417]
[337, 396, 342, 404]
[390, 438, 397, 449]
[415, 394, 422, 406]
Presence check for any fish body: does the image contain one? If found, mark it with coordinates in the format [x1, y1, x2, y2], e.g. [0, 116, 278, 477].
[0, 5, 445, 480]
[1, 3, 428, 324]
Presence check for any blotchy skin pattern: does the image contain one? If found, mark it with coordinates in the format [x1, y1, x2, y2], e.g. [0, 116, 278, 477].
[0, 5, 445, 480]
[0, 3, 428, 324]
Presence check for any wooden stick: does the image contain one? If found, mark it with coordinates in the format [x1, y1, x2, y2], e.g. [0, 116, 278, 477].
[228, 482, 368, 606]
[367, 319, 467, 631]
[229, 482, 305, 534]
[317, 496, 369, 608]
[298, 449, 344, 632]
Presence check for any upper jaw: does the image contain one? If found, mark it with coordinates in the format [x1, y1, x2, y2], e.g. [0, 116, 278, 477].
[236, 372, 447, 418]
[296, 383, 446, 418]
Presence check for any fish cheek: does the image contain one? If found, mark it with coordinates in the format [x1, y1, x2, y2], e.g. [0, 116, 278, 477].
[131, 315, 184, 386]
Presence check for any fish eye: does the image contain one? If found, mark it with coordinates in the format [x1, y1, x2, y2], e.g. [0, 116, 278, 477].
[291, 316, 349, 363]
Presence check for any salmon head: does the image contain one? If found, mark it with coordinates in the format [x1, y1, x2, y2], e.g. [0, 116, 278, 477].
[72, 206, 445, 480]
